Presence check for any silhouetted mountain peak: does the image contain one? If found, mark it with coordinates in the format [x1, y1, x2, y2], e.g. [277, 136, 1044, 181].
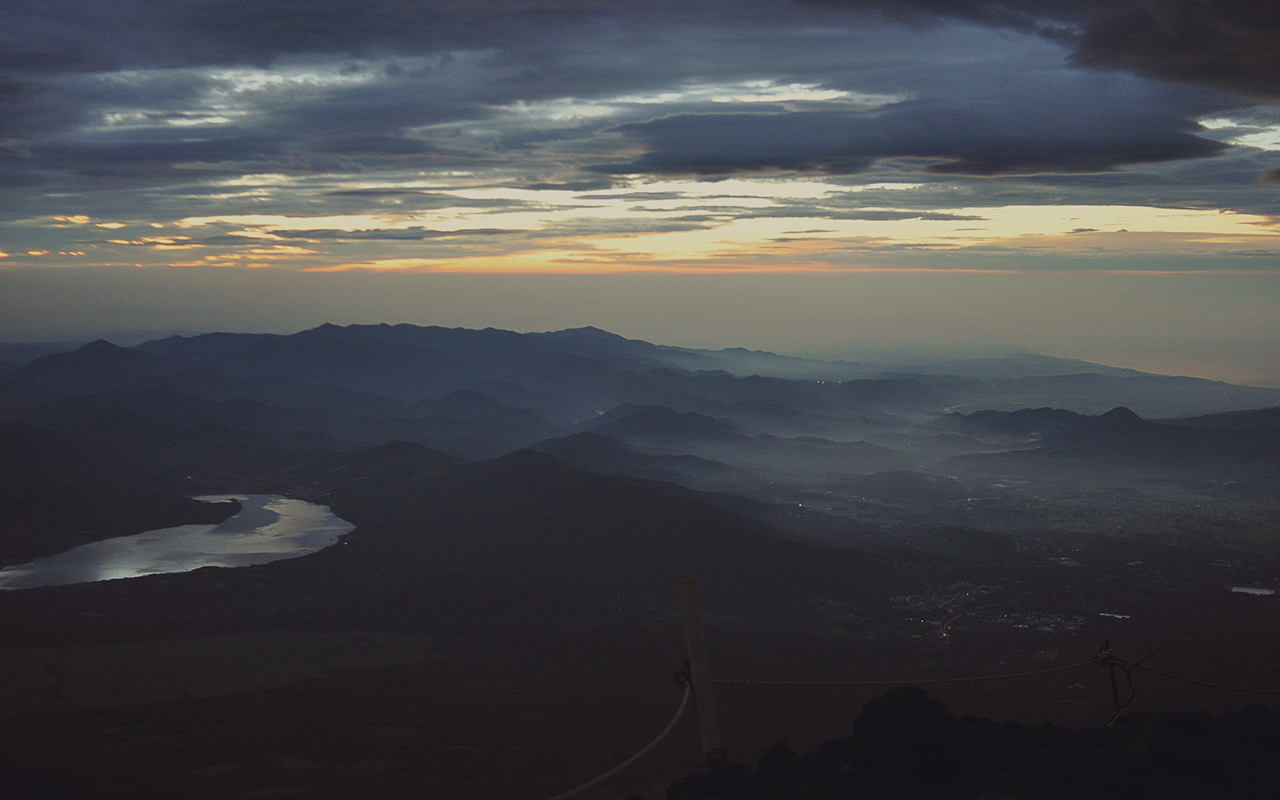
[952, 406, 1147, 438]
[1098, 406, 1144, 425]
[68, 340, 165, 366]
[942, 407, 1086, 437]
[536, 325, 622, 340]
[477, 447, 568, 476]
[4, 339, 189, 389]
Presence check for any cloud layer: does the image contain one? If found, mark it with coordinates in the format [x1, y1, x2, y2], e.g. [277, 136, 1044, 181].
[1, 0, 1276, 274]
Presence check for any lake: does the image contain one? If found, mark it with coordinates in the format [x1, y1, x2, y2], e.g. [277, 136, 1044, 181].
[0, 495, 354, 590]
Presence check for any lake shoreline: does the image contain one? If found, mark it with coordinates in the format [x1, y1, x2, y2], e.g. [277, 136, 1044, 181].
[0, 496, 353, 591]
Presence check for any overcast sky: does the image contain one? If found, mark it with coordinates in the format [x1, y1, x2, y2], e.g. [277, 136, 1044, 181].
[2, 1, 1277, 384]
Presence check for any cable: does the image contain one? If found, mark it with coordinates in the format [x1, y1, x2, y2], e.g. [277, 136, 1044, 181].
[546, 684, 692, 800]
[542, 649, 1276, 800]
[1124, 663, 1280, 695]
[713, 660, 1096, 686]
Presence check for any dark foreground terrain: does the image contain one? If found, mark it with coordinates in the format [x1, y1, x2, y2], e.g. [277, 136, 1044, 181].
[668, 688, 1279, 800]
[3, 443, 1278, 799]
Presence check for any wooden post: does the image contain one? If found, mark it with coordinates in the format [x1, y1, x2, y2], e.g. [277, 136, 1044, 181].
[1104, 638, 1121, 714]
[678, 580, 723, 764]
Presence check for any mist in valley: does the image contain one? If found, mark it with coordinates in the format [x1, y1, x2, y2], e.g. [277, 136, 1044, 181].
[2, 323, 1277, 799]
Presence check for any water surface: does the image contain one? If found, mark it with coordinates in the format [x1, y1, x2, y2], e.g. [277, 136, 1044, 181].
[0, 495, 353, 590]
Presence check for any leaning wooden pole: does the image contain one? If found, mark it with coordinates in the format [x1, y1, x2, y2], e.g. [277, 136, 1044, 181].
[678, 580, 723, 764]
[1104, 638, 1121, 714]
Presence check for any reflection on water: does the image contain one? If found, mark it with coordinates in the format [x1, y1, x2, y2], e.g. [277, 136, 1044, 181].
[0, 496, 354, 590]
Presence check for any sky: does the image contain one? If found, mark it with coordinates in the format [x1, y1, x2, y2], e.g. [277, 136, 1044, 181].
[1, 1, 1278, 385]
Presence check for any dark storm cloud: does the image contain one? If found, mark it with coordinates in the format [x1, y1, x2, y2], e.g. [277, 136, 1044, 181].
[2, 0, 521, 73]
[599, 78, 1227, 177]
[319, 136, 442, 156]
[523, 180, 616, 191]
[23, 136, 285, 176]
[1074, 1, 1280, 100]
[0, 0, 1272, 219]
[3, 2, 672, 192]
[260, 75, 491, 136]
[0, 75, 27, 102]
[0, 76, 77, 140]
[581, 191, 687, 201]
[2, 1, 703, 86]
[0, 3, 567, 156]
[807, 0, 1279, 98]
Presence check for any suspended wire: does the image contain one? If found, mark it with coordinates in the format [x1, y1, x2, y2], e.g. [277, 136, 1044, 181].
[1122, 662, 1280, 695]
[541, 647, 1278, 800]
[713, 660, 1097, 686]
[546, 684, 692, 800]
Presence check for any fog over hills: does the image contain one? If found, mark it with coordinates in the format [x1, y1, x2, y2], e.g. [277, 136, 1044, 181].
[1, 323, 1277, 799]
[2, 322, 1278, 559]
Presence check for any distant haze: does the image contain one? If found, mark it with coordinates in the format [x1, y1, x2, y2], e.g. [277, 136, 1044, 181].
[2, 267, 1277, 388]
[3, 2, 1277, 391]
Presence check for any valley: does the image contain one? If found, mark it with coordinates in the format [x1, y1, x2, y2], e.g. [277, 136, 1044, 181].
[1, 323, 1277, 799]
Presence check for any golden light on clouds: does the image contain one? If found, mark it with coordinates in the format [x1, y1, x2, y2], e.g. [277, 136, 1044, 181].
[24, 184, 1279, 275]
[280, 198, 1278, 273]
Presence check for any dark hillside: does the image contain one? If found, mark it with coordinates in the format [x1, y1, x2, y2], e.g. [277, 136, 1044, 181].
[668, 688, 1279, 800]
[0, 340, 190, 401]
[317, 449, 898, 620]
[578, 405, 914, 481]
[0, 424, 240, 566]
[2, 436, 1277, 799]
[2, 384, 559, 461]
[533, 430, 746, 489]
[194, 331, 469, 398]
[0, 445, 902, 645]
[0, 343, 75, 366]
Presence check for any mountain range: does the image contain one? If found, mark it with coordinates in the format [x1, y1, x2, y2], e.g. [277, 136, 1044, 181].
[3, 323, 1278, 566]
[2, 323, 1278, 799]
